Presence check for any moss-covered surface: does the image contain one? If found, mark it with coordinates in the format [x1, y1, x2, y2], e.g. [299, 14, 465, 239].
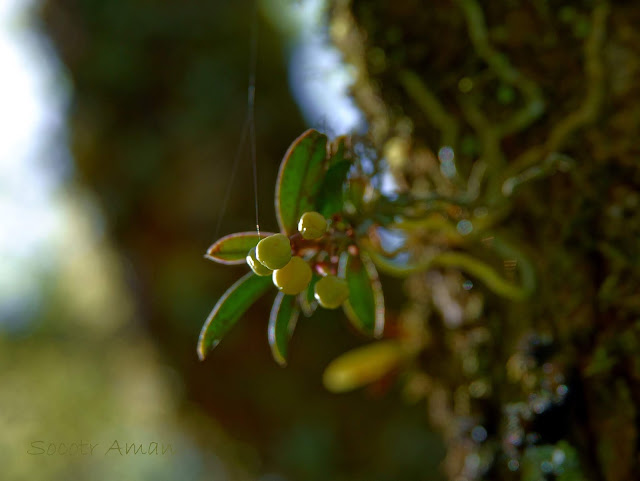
[329, 1, 639, 479]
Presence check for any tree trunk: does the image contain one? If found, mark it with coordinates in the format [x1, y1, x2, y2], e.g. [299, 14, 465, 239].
[328, 1, 639, 480]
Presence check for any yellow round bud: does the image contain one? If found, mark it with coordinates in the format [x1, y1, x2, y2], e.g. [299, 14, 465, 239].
[272, 256, 312, 295]
[314, 275, 349, 309]
[256, 233, 291, 270]
[246, 247, 272, 276]
[297, 211, 327, 240]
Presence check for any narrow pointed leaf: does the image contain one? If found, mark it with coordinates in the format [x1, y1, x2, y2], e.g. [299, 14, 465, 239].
[275, 129, 328, 234]
[343, 252, 385, 338]
[316, 160, 351, 218]
[328, 135, 349, 167]
[198, 272, 272, 360]
[345, 177, 367, 213]
[268, 292, 300, 366]
[205, 232, 274, 265]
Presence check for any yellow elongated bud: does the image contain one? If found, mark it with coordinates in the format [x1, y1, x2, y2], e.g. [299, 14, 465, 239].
[314, 275, 349, 309]
[297, 211, 327, 240]
[246, 247, 272, 276]
[272, 256, 312, 295]
[256, 233, 291, 270]
[323, 341, 405, 393]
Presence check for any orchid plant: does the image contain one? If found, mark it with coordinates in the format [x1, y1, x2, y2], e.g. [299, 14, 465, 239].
[198, 129, 384, 366]
[198, 129, 533, 392]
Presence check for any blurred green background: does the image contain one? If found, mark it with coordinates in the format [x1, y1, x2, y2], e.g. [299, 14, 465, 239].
[0, 0, 444, 480]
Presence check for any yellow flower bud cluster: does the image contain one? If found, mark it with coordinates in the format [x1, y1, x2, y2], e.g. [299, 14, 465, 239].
[245, 212, 349, 307]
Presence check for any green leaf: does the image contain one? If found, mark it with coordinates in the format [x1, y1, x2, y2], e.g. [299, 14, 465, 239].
[341, 252, 385, 338]
[198, 272, 272, 360]
[275, 129, 329, 234]
[268, 292, 300, 366]
[327, 135, 348, 166]
[316, 160, 351, 218]
[316, 136, 352, 218]
[205, 232, 273, 265]
[345, 177, 367, 213]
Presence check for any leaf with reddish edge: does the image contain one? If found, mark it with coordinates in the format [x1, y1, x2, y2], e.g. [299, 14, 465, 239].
[341, 251, 385, 338]
[198, 272, 272, 360]
[275, 129, 328, 235]
[268, 292, 300, 366]
[205, 232, 274, 265]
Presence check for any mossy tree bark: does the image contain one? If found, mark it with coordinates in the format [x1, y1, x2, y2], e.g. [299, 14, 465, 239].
[328, 1, 639, 480]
